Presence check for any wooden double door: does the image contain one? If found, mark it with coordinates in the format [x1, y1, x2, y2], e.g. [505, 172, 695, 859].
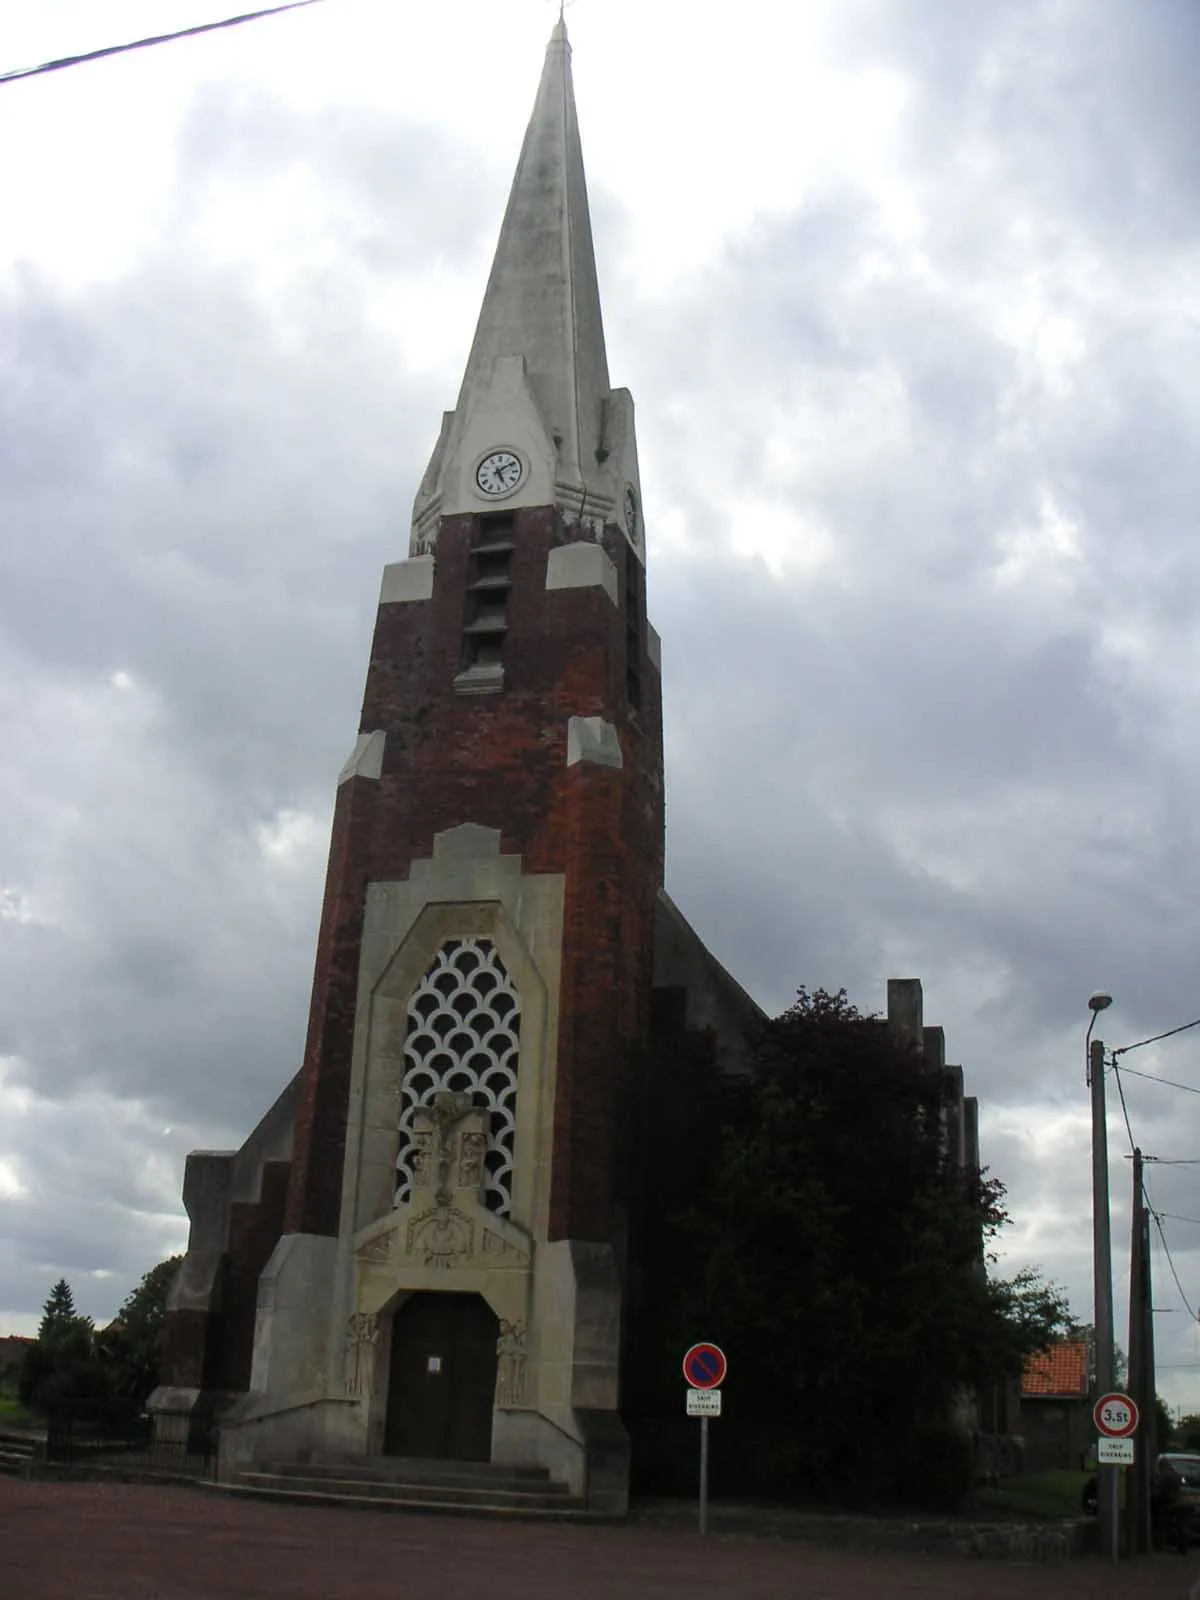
[383, 1293, 499, 1462]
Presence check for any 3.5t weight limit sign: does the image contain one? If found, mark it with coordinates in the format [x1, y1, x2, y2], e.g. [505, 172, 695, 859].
[683, 1342, 728, 1390]
[1094, 1392, 1139, 1438]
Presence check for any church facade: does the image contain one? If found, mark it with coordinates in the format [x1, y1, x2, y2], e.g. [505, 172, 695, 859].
[152, 22, 976, 1514]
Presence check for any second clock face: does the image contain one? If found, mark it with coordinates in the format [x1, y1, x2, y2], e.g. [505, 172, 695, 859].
[475, 449, 524, 497]
[624, 484, 640, 539]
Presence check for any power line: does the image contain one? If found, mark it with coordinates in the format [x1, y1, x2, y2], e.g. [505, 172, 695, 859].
[1108, 1060, 1187, 1363]
[0, 1, 329, 86]
[1150, 1208, 1198, 1322]
[1113, 1017, 1200, 1058]
[1158, 1213, 1200, 1228]
[1111, 1057, 1138, 1154]
[1120, 1065, 1200, 1096]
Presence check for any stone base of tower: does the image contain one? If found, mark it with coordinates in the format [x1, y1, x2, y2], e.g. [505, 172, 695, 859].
[208, 1232, 629, 1514]
[486, 1240, 629, 1512]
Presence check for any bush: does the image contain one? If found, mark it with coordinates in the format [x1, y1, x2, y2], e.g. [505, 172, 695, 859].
[880, 1427, 975, 1513]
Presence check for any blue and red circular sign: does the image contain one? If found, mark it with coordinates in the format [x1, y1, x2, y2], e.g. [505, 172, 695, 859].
[683, 1342, 728, 1390]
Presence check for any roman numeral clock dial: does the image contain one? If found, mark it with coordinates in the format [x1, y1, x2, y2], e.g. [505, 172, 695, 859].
[475, 449, 524, 497]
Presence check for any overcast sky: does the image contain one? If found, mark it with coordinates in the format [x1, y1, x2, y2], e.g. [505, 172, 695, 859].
[3, 0, 1200, 1410]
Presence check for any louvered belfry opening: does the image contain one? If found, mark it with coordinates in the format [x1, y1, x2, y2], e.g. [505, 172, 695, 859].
[462, 514, 515, 672]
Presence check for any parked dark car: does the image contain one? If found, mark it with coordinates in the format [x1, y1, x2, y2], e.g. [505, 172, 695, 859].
[1082, 1452, 1200, 1547]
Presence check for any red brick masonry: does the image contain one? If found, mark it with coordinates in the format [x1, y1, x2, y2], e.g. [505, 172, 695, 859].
[286, 508, 664, 1247]
[1, 1481, 1190, 1600]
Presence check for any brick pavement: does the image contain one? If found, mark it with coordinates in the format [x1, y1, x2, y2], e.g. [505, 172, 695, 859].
[2, 1480, 1196, 1600]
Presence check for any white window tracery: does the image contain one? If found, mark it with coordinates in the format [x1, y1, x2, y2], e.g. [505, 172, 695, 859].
[395, 938, 520, 1215]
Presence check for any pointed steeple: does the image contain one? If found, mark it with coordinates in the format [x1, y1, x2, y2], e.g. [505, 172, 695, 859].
[412, 20, 644, 561]
[459, 17, 609, 475]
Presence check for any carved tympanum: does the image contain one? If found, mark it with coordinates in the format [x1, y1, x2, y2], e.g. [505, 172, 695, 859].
[407, 1204, 474, 1267]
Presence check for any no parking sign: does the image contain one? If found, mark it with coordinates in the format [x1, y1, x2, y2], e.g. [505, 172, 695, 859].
[682, 1342, 727, 1537]
[682, 1342, 728, 1390]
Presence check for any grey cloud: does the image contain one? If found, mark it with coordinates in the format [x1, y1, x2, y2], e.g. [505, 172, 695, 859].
[173, 85, 503, 273]
[839, 0, 1200, 249]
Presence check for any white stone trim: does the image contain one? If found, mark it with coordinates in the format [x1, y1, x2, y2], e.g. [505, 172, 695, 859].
[454, 663, 505, 696]
[432, 823, 502, 860]
[337, 731, 386, 786]
[380, 555, 434, 604]
[646, 623, 662, 673]
[342, 859, 562, 1245]
[545, 543, 618, 607]
[566, 716, 623, 770]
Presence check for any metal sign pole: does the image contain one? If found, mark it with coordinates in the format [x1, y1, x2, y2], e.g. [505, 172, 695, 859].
[683, 1342, 725, 1538]
[1109, 1469, 1120, 1561]
[699, 1414, 709, 1535]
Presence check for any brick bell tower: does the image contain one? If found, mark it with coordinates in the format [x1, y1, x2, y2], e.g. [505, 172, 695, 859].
[160, 19, 664, 1512]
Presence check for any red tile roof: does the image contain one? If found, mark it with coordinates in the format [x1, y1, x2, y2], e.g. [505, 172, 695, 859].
[1022, 1338, 1090, 1398]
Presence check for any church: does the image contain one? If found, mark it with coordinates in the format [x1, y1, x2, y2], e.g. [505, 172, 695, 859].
[152, 19, 976, 1515]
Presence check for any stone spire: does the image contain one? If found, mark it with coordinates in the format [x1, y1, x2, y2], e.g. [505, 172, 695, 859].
[412, 19, 644, 561]
[459, 17, 609, 476]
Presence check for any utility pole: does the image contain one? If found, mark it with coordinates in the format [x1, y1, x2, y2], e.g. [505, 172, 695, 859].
[1127, 1149, 1152, 1554]
[1089, 1025, 1118, 1560]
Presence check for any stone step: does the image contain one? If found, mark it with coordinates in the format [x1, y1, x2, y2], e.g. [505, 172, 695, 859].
[210, 1479, 601, 1523]
[235, 1470, 579, 1511]
[261, 1457, 554, 1492]
[0, 1443, 37, 1477]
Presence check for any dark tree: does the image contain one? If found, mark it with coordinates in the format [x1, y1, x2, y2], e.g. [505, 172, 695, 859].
[1156, 1396, 1175, 1450]
[20, 1279, 98, 1406]
[630, 988, 1072, 1507]
[95, 1256, 181, 1401]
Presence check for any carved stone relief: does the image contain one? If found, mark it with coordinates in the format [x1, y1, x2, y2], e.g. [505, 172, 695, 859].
[354, 1207, 529, 1277]
[406, 1204, 475, 1267]
[458, 1129, 489, 1192]
[410, 1127, 436, 1190]
[481, 1228, 531, 1267]
[356, 1233, 392, 1267]
[495, 1319, 528, 1409]
[406, 1092, 492, 1204]
[344, 1313, 379, 1399]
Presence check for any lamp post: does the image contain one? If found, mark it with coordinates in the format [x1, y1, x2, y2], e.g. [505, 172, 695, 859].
[1087, 991, 1117, 1561]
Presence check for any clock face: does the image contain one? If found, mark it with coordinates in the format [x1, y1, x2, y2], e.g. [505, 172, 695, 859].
[475, 449, 524, 498]
[624, 484, 640, 539]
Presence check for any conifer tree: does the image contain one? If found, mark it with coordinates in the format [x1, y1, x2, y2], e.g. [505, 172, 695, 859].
[20, 1278, 97, 1406]
[37, 1280, 80, 1340]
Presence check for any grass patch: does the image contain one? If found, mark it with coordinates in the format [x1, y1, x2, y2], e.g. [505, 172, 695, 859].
[0, 1395, 40, 1428]
[973, 1469, 1089, 1519]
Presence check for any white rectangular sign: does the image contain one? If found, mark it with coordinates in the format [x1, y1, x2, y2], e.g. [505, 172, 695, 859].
[1098, 1437, 1134, 1464]
[687, 1388, 722, 1417]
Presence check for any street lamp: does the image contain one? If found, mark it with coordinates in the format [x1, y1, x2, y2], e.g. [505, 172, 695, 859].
[1087, 991, 1117, 1560]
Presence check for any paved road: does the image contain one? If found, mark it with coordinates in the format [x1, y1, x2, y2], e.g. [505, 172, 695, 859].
[2, 1480, 1197, 1599]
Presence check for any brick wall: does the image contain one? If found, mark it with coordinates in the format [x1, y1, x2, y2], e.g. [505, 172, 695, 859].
[216, 1160, 292, 1393]
[285, 506, 664, 1246]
